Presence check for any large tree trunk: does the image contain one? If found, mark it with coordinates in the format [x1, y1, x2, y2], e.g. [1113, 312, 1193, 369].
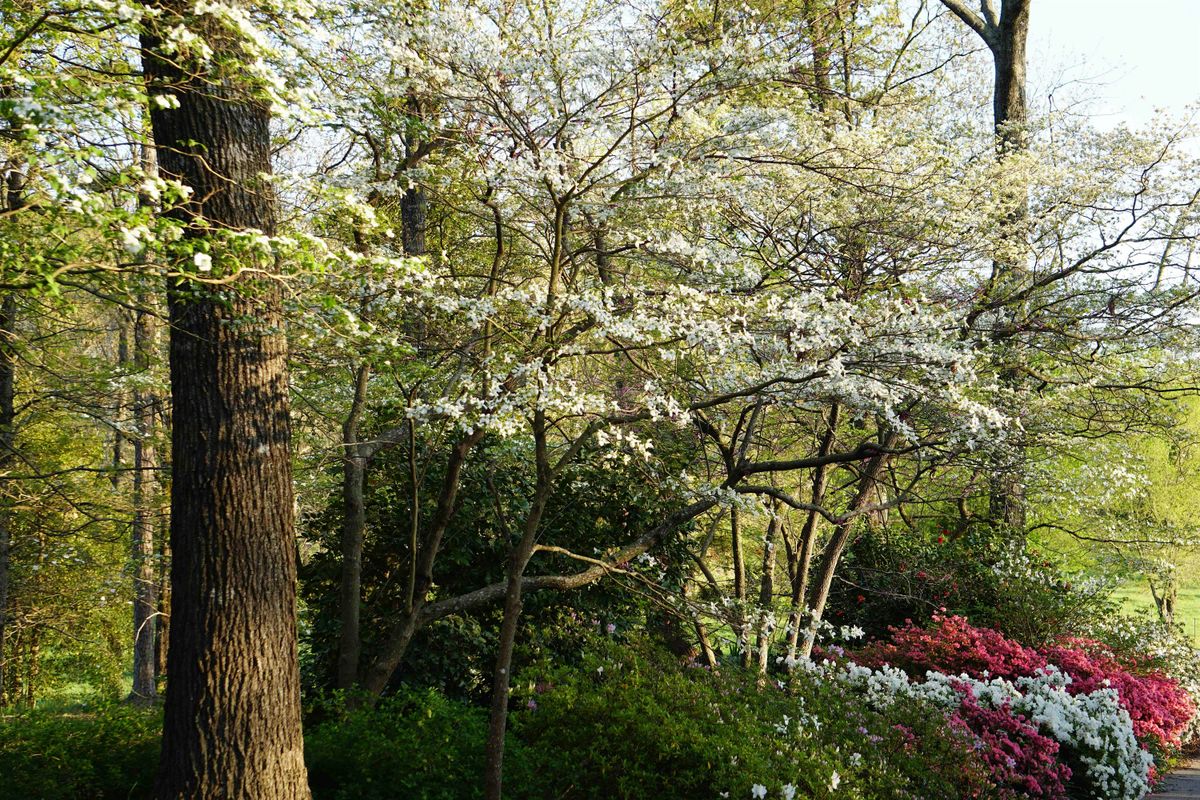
[142, 3, 310, 797]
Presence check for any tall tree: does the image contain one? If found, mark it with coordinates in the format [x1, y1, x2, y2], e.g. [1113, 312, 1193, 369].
[140, 2, 310, 796]
[128, 144, 161, 706]
[940, 0, 1031, 530]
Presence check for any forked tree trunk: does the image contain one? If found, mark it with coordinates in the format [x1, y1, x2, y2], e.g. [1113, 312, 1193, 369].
[483, 414, 552, 800]
[141, 3, 310, 797]
[798, 433, 898, 660]
[784, 403, 839, 664]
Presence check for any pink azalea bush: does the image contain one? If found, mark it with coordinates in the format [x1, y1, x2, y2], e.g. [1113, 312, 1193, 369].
[1040, 638, 1195, 754]
[855, 613, 1195, 755]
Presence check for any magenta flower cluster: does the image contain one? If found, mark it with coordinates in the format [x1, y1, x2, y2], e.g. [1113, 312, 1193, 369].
[950, 688, 1071, 800]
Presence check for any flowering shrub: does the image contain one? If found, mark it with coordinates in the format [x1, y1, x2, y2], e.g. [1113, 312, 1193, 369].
[856, 614, 1195, 755]
[855, 612, 1046, 681]
[951, 690, 1070, 800]
[837, 661, 1152, 800]
[1040, 639, 1195, 755]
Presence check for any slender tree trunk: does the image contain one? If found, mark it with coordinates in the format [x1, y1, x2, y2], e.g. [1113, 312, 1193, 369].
[754, 512, 780, 673]
[483, 415, 552, 800]
[693, 614, 719, 669]
[129, 294, 159, 705]
[142, 3, 310, 796]
[129, 143, 160, 706]
[784, 404, 839, 664]
[730, 507, 749, 667]
[0, 293, 13, 705]
[338, 167, 427, 692]
[112, 319, 129, 489]
[156, 511, 170, 680]
[24, 624, 38, 707]
[799, 433, 898, 660]
[0, 156, 24, 707]
[336, 364, 370, 691]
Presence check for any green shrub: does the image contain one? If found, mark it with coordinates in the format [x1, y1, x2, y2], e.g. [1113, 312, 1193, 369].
[305, 688, 502, 800]
[0, 703, 160, 800]
[832, 526, 1118, 646]
[510, 638, 998, 800]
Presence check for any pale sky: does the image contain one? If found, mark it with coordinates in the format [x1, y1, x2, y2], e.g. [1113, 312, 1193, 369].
[1028, 0, 1200, 127]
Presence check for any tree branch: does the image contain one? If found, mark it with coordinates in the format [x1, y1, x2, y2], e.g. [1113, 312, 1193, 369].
[939, 0, 997, 47]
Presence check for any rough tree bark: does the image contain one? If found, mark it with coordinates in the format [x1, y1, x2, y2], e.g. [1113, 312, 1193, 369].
[141, 2, 311, 796]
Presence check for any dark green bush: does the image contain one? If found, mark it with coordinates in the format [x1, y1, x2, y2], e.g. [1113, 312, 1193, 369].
[0, 703, 160, 800]
[831, 525, 1118, 646]
[305, 688, 503, 800]
[510, 638, 998, 800]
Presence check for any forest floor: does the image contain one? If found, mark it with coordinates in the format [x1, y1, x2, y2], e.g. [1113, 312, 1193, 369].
[1152, 759, 1200, 798]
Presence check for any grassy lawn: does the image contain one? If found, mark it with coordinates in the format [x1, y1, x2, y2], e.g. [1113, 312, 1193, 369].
[1111, 580, 1200, 646]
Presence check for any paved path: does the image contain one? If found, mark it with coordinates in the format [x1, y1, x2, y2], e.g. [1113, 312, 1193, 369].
[1152, 760, 1200, 798]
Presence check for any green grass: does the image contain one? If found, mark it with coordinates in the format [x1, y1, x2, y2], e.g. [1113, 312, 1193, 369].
[1111, 580, 1200, 645]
